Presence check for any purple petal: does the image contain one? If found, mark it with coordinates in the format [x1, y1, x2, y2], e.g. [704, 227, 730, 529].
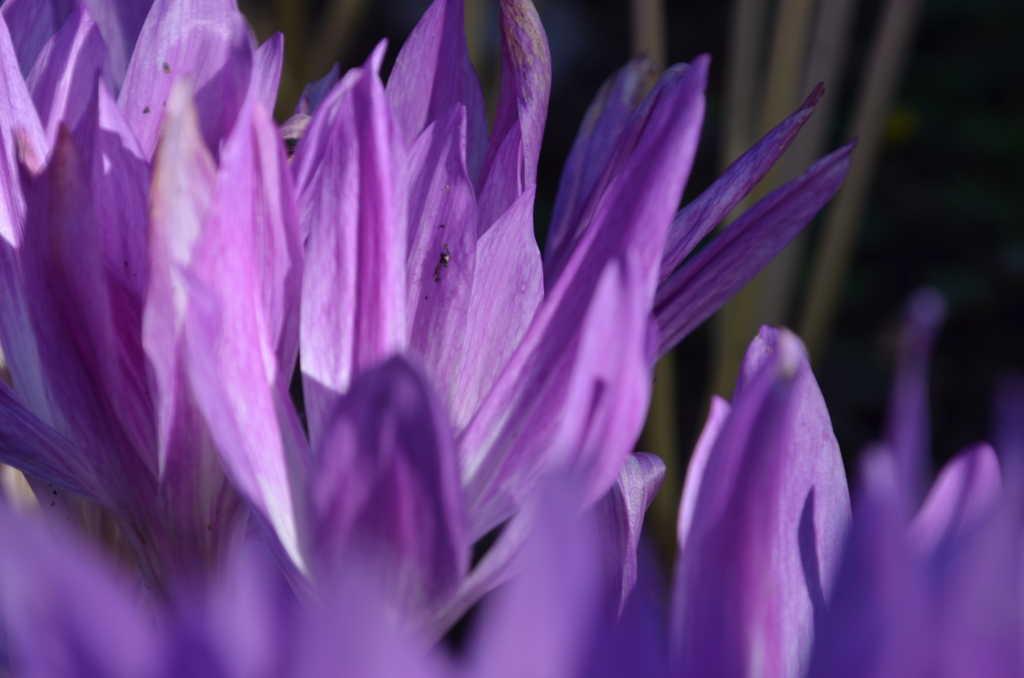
[654, 141, 855, 357]
[0, 381, 106, 502]
[182, 95, 306, 571]
[79, 0, 155, 92]
[466, 477, 603, 678]
[677, 394, 731, 550]
[543, 61, 703, 290]
[404, 104, 477, 413]
[73, 79, 149, 298]
[595, 451, 665, 610]
[585, 547, 670, 678]
[296, 49, 407, 447]
[295, 63, 340, 116]
[1, 0, 152, 90]
[909, 442, 1001, 554]
[885, 286, 947, 506]
[806, 449, 930, 678]
[144, 81, 216, 475]
[26, 5, 115, 146]
[249, 100, 303, 383]
[291, 562, 447, 678]
[386, 0, 487, 181]
[118, 0, 253, 161]
[450, 187, 541, 431]
[0, 0, 75, 76]
[550, 257, 652, 501]
[0, 15, 53, 426]
[144, 82, 247, 574]
[475, 0, 551, 231]
[0, 504, 167, 677]
[458, 59, 707, 537]
[659, 84, 825, 283]
[252, 32, 284, 116]
[20, 126, 157, 508]
[544, 55, 658, 284]
[671, 328, 851, 678]
[309, 356, 469, 609]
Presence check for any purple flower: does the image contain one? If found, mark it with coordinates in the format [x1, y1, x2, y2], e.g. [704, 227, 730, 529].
[189, 0, 854, 622]
[0, 0, 852, 621]
[807, 290, 1024, 678]
[0, 0, 283, 588]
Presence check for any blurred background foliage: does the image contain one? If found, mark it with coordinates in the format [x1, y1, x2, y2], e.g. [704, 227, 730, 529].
[240, 0, 1024, 536]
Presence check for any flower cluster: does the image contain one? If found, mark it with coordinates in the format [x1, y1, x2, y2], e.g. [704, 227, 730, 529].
[1, 0, 1007, 676]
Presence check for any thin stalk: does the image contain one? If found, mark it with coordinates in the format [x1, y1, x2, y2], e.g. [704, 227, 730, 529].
[799, 0, 927, 360]
[710, 0, 816, 398]
[721, 0, 769, 168]
[630, 0, 666, 69]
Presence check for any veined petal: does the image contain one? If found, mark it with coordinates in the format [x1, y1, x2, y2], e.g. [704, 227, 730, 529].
[26, 5, 115, 146]
[1, 0, 152, 90]
[252, 32, 284, 115]
[144, 82, 245, 573]
[0, 504, 167, 678]
[450, 187, 541, 432]
[595, 451, 665, 610]
[145, 81, 216, 475]
[297, 45, 407, 447]
[183, 98, 306, 573]
[0, 14, 53, 429]
[885, 286, 947, 506]
[909, 442, 1001, 555]
[0, 0, 75, 76]
[20, 126, 156, 502]
[544, 55, 658, 284]
[405, 104, 477, 413]
[250, 101, 303, 381]
[386, 0, 487, 182]
[74, 79, 149, 298]
[654, 141, 855, 357]
[0, 381, 106, 503]
[543, 61, 702, 290]
[309, 357, 469, 610]
[658, 84, 825, 282]
[476, 0, 551, 231]
[671, 328, 851, 678]
[458, 58, 706, 538]
[118, 0, 253, 160]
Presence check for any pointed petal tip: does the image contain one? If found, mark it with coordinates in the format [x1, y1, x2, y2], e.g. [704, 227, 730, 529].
[689, 53, 711, 83]
[804, 82, 826, 109]
[368, 40, 388, 75]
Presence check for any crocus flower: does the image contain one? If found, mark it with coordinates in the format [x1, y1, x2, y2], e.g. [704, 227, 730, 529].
[601, 293, 1024, 678]
[184, 0, 855, 621]
[0, 0, 289, 588]
[0, 0, 852, 623]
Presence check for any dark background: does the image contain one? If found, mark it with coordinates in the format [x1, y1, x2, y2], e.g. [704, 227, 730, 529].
[257, 0, 1024, 483]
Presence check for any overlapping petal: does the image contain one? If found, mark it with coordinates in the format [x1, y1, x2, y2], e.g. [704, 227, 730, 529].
[671, 328, 851, 678]
[119, 0, 253, 160]
[459, 58, 706, 538]
[654, 141, 855, 356]
[295, 43, 407, 446]
[309, 357, 469, 610]
[386, 0, 487, 182]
